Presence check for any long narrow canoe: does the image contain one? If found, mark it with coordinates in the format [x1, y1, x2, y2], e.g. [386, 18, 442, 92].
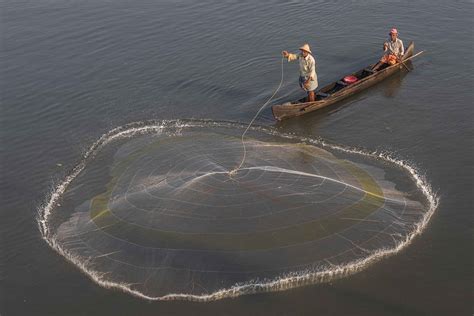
[272, 42, 416, 121]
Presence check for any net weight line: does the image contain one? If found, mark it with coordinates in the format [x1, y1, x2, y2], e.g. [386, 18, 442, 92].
[230, 57, 285, 175]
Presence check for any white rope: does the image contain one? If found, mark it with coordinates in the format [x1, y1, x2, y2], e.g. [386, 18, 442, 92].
[230, 57, 285, 175]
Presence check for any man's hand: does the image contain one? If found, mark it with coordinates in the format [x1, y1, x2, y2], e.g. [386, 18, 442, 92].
[383, 43, 388, 51]
[282, 50, 289, 58]
[304, 80, 311, 89]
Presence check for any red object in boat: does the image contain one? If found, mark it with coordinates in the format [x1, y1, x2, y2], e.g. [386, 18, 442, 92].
[343, 75, 358, 84]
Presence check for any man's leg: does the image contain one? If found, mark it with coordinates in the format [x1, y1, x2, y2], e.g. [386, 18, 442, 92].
[308, 90, 315, 102]
[373, 55, 389, 71]
[372, 61, 383, 71]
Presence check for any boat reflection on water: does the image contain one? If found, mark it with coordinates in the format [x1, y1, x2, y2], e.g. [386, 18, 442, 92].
[383, 61, 412, 98]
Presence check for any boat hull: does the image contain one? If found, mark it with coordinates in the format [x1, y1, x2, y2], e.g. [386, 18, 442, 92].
[272, 42, 415, 121]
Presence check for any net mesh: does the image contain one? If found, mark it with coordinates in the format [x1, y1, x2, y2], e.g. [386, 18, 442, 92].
[40, 120, 435, 300]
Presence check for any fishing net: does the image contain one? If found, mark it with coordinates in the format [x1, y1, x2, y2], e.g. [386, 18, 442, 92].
[39, 120, 435, 301]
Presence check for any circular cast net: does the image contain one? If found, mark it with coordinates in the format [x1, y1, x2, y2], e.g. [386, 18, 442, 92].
[39, 120, 436, 301]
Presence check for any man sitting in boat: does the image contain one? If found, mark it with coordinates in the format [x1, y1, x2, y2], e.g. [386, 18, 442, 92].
[282, 43, 318, 102]
[372, 28, 405, 71]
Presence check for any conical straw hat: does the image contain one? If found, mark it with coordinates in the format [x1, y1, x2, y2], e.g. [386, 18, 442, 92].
[299, 43, 312, 54]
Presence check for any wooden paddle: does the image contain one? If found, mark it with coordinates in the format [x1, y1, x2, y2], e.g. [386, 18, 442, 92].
[386, 46, 410, 71]
[398, 56, 411, 71]
[399, 50, 425, 69]
[389, 48, 425, 71]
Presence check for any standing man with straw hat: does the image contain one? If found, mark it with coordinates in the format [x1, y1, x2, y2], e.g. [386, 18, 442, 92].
[282, 43, 318, 102]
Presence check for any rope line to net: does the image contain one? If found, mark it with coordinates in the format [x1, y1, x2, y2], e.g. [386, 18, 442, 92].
[230, 56, 285, 175]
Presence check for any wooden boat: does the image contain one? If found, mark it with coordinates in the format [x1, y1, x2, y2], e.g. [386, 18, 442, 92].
[272, 42, 416, 121]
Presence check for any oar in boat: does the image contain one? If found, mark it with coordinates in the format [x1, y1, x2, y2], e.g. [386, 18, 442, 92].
[386, 46, 411, 71]
[398, 50, 425, 69]
[398, 56, 411, 71]
[388, 47, 413, 71]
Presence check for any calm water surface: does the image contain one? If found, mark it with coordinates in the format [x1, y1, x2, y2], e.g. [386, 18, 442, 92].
[1, 0, 473, 315]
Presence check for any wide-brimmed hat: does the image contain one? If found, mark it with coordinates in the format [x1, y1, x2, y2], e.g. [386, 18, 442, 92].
[299, 43, 312, 54]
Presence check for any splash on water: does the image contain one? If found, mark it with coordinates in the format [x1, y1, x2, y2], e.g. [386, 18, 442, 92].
[38, 119, 438, 301]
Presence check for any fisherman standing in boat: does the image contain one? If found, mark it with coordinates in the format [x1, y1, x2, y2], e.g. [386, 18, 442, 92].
[372, 28, 405, 71]
[282, 43, 318, 102]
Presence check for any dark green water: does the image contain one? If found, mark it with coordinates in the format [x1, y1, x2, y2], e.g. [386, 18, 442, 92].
[1, 0, 472, 315]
